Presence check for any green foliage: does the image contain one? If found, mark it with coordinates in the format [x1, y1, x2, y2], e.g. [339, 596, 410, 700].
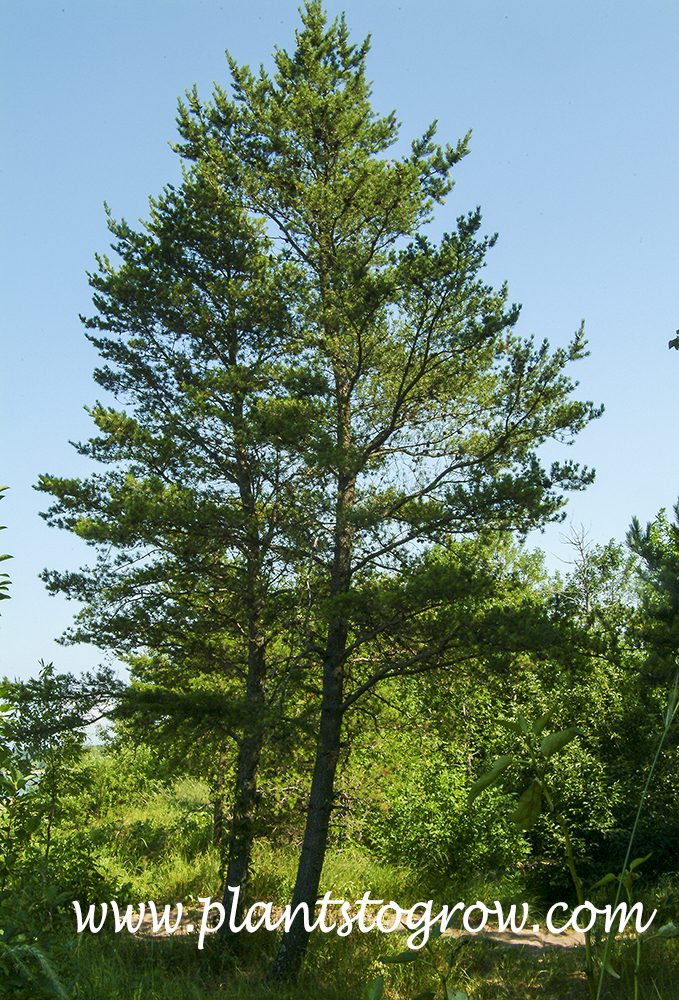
[0, 486, 10, 605]
[1, 661, 122, 752]
[469, 709, 584, 833]
[0, 664, 148, 998]
[554, 529, 638, 622]
[591, 853, 654, 993]
[0, 719, 75, 999]
[470, 707, 598, 998]
[0, 717, 42, 888]
[355, 729, 527, 878]
[60, 733, 168, 822]
[37, 0, 601, 723]
[0, 661, 127, 889]
[331, 533, 655, 892]
[628, 502, 679, 677]
[363, 977, 384, 1000]
[41, 736, 218, 905]
[380, 923, 474, 1000]
[595, 665, 679, 998]
[0, 498, 78, 997]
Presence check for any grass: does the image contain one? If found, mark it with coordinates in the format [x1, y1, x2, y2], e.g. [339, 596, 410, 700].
[13, 762, 679, 999]
[47, 836, 679, 1000]
[60, 903, 679, 1000]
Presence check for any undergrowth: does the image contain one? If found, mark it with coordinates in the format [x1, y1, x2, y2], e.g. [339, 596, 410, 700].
[5, 744, 679, 998]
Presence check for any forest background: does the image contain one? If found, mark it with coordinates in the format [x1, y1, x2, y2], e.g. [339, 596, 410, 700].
[1, 2, 679, 999]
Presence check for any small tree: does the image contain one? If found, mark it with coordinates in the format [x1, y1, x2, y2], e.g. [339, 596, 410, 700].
[628, 502, 679, 679]
[1, 661, 120, 874]
[0, 493, 74, 999]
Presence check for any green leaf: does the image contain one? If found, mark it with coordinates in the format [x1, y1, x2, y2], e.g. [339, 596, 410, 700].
[540, 727, 582, 758]
[532, 706, 557, 735]
[517, 713, 529, 735]
[497, 719, 522, 736]
[24, 814, 41, 834]
[511, 779, 542, 831]
[591, 873, 616, 889]
[629, 852, 652, 871]
[363, 977, 384, 1000]
[468, 755, 514, 803]
[653, 921, 679, 940]
[604, 959, 620, 979]
[380, 950, 419, 964]
[445, 989, 471, 1000]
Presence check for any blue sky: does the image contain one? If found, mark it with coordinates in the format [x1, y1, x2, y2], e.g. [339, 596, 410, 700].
[1, 0, 678, 682]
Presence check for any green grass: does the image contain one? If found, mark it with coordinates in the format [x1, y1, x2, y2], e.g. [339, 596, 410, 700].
[13, 758, 679, 999]
[59, 831, 679, 1000]
[61, 902, 679, 1000]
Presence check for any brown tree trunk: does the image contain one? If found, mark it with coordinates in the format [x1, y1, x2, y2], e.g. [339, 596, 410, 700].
[220, 629, 267, 933]
[269, 463, 354, 980]
[212, 744, 226, 847]
[268, 623, 345, 979]
[221, 409, 268, 934]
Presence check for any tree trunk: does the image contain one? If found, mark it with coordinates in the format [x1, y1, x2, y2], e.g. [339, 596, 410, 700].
[212, 743, 226, 847]
[269, 463, 354, 980]
[268, 623, 345, 980]
[220, 396, 268, 933]
[220, 634, 267, 934]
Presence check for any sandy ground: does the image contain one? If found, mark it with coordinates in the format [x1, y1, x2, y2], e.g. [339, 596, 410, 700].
[443, 926, 585, 949]
[128, 903, 585, 950]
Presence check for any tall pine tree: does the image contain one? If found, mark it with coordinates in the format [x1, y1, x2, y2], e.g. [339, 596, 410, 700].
[40, 1, 601, 977]
[38, 169, 316, 921]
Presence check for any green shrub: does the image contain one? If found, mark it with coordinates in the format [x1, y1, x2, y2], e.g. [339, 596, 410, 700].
[355, 734, 529, 878]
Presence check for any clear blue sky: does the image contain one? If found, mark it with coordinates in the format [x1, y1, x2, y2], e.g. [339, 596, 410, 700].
[1, 0, 677, 682]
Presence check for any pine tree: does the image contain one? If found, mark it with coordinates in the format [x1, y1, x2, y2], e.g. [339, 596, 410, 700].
[628, 502, 679, 677]
[40, 1, 601, 977]
[38, 169, 314, 922]
[175, 1, 601, 977]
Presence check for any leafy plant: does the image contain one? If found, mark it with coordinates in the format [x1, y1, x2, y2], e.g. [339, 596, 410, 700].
[379, 922, 474, 999]
[595, 668, 679, 999]
[592, 503, 679, 997]
[0, 707, 73, 998]
[469, 708, 597, 999]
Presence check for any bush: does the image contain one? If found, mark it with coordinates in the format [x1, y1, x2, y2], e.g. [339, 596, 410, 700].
[353, 732, 529, 878]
